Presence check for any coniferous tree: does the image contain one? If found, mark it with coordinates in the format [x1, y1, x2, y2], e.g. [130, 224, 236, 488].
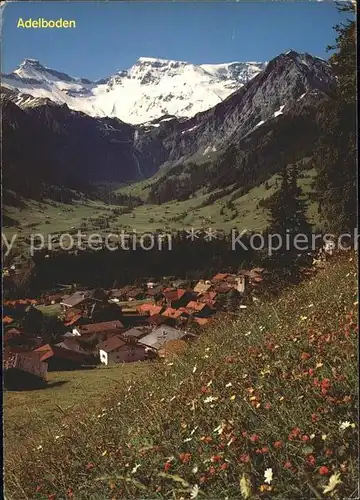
[314, 1, 356, 233]
[267, 166, 311, 264]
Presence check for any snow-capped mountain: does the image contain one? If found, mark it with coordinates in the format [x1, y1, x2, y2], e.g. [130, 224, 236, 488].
[1, 57, 266, 124]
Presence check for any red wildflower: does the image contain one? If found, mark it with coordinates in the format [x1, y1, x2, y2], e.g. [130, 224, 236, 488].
[320, 378, 331, 394]
[308, 368, 314, 376]
[301, 352, 311, 361]
[225, 356, 235, 364]
[67, 488, 73, 498]
[35, 485, 42, 492]
[201, 386, 210, 394]
[164, 462, 172, 472]
[210, 455, 222, 463]
[250, 434, 260, 443]
[179, 452, 191, 464]
[239, 454, 250, 463]
[284, 461, 292, 469]
[242, 431, 248, 438]
[288, 427, 301, 440]
[208, 466, 216, 475]
[199, 475, 207, 484]
[306, 455, 316, 467]
[311, 413, 318, 423]
[219, 463, 229, 471]
[325, 449, 333, 457]
[319, 466, 330, 476]
[301, 435, 310, 442]
[48, 495, 56, 500]
[86, 462, 95, 470]
[264, 402, 272, 409]
[273, 441, 283, 449]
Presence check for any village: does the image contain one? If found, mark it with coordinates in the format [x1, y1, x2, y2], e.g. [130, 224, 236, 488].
[3, 266, 269, 389]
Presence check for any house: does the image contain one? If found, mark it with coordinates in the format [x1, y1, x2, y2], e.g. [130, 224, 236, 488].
[139, 326, 191, 350]
[185, 301, 214, 318]
[4, 350, 48, 389]
[146, 314, 168, 327]
[35, 344, 91, 370]
[213, 282, 233, 294]
[3, 315, 14, 325]
[193, 317, 209, 327]
[146, 285, 166, 299]
[163, 289, 195, 308]
[194, 280, 213, 295]
[127, 288, 145, 301]
[121, 328, 148, 340]
[211, 273, 230, 283]
[60, 291, 98, 311]
[233, 275, 248, 294]
[74, 320, 125, 341]
[55, 337, 89, 355]
[98, 336, 148, 365]
[136, 303, 164, 316]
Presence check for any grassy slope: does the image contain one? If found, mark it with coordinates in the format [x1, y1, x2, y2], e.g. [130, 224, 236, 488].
[4, 363, 151, 466]
[5, 254, 358, 499]
[3, 169, 319, 256]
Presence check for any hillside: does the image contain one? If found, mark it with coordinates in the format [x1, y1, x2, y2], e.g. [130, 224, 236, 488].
[5, 254, 358, 499]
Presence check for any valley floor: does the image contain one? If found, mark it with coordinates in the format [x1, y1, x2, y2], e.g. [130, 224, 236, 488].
[5, 253, 358, 499]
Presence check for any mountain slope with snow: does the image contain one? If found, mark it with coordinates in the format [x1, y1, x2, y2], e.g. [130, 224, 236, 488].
[1, 57, 266, 124]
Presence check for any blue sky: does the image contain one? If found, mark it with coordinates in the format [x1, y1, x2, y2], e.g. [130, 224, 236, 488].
[1, 1, 348, 80]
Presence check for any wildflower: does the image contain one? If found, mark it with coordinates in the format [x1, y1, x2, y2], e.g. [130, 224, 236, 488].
[204, 396, 218, 404]
[190, 485, 199, 499]
[311, 413, 318, 423]
[240, 474, 252, 499]
[239, 454, 250, 463]
[48, 495, 56, 500]
[225, 382, 232, 387]
[230, 395, 236, 401]
[67, 487, 73, 498]
[339, 421, 351, 431]
[86, 463, 95, 470]
[164, 462, 172, 472]
[301, 352, 311, 361]
[192, 465, 198, 474]
[179, 452, 191, 464]
[321, 434, 327, 441]
[264, 402, 272, 409]
[54, 435, 60, 440]
[264, 468, 273, 484]
[210, 455, 222, 463]
[306, 455, 316, 467]
[260, 484, 272, 492]
[284, 461, 292, 469]
[322, 472, 342, 494]
[319, 466, 330, 476]
[131, 464, 141, 473]
[249, 434, 259, 443]
[193, 365, 197, 374]
[101, 450, 107, 456]
[301, 435, 310, 442]
[219, 462, 229, 471]
[273, 441, 282, 449]
[208, 466, 216, 475]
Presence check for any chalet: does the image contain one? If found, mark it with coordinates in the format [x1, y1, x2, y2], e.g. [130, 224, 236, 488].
[193, 280, 213, 294]
[211, 273, 230, 283]
[139, 326, 192, 351]
[146, 286, 166, 299]
[4, 350, 48, 390]
[60, 291, 99, 311]
[74, 320, 125, 341]
[98, 336, 148, 365]
[55, 337, 89, 355]
[146, 314, 167, 327]
[35, 344, 91, 371]
[121, 328, 148, 340]
[163, 289, 195, 309]
[109, 286, 135, 301]
[127, 288, 145, 301]
[213, 282, 233, 294]
[185, 301, 214, 318]
[3, 315, 14, 325]
[136, 303, 164, 316]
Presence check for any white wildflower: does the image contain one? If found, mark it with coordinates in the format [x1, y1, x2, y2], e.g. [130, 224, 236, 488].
[192, 465, 198, 474]
[204, 396, 218, 404]
[322, 472, 342, 494]
[131, 464, 141, 474]
[190, 484, 199, 499]
[339, 421, 351, 431]
[264, 468, 273, 484]
[225, 382, 232, 387]
[193, 365, 197, 374]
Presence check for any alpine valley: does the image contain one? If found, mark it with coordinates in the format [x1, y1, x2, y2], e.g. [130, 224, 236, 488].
[2, 50, 334, 233]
